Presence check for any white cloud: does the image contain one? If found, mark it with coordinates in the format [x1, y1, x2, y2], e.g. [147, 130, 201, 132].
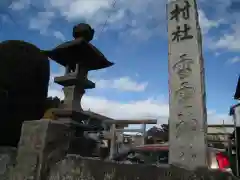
[29, 11, 55, 34]
[28, 11, 66, 40]
[49, 0, 112, 21]
[228, 56, 240, 64]
[95, 77, 148, 92]
[53, 31, 65, 41]
[214, 34, 240, 51]
[9, 0, 30, 10]
[211, 22, 240, 51]
[198, 10, 223, 34]
[49, 66, 147, 92]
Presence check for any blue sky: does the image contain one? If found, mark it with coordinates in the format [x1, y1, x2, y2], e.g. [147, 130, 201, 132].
[0, 0, 240, 125]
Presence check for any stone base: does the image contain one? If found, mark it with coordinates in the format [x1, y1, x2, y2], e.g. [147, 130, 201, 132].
[10, 119, 73, 180]
[48, 155, 238, 180]
[0, 147, 16, 180]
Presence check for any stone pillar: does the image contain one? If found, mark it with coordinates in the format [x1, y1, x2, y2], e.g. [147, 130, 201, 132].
[11, 119, 72, 180]
[141, 124, 147, 145]
[109, 124, 116, 159]
[167, 0, 208, 169]
[62, 86, 84, 111]
[56, 66, 90, 111]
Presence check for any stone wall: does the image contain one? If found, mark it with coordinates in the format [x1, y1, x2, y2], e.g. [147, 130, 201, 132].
[48, 155, 238, 180]
[2, 150, 239, 180]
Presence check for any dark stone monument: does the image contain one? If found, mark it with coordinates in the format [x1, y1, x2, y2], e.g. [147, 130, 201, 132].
[0, 40, 50, 147]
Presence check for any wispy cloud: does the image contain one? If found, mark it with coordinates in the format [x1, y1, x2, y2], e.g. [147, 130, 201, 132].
[53, 30, 65, 41]
[95, 76, 148, 92]
[198, 10, 223, 34]
[212, 24, 240, 51]
[9, 0, 30, 10]
[9, 0, 167, 40]
[228, 56, 240, 64]
[29, 11, 55, 35]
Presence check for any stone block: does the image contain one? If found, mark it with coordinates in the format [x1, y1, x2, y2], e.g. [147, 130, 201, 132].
[10, 119, 72, 180]
[0, 147, 16, 180]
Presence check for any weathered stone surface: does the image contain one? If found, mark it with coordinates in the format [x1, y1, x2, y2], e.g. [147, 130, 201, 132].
[0, 147, 16, 180]
[11, 120, 72, 180]
[48, 155, 238, 180]
[167, 0, 208, 168]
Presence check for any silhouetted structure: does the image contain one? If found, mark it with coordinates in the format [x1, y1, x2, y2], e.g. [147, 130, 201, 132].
[0, 40, 50, 147]
[45, 97, 61, 110]
[234, 76, 240, 100]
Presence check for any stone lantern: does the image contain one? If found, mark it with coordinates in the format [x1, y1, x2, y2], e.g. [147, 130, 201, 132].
[44, 23, 113, 126]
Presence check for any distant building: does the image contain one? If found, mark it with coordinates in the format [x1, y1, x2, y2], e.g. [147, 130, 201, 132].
[207, 126, 233, 147]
